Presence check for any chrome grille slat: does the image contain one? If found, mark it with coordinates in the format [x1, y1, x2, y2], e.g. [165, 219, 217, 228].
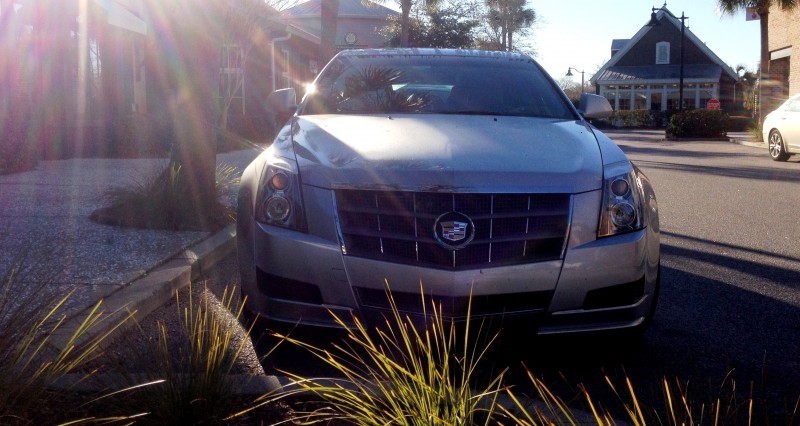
[336, 190, 571, 270]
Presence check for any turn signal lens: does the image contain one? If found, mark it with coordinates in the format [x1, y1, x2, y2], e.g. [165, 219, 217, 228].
[270, 172, 290, 191]
[610, 178, 630, 197]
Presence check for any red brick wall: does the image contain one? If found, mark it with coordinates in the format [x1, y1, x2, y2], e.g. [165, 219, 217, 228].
[768, 7, 800, 97]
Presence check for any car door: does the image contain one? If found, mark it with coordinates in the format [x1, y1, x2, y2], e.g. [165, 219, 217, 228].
[780, 96, 800, 151]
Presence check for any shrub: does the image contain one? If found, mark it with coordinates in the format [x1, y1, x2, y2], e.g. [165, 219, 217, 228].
[90, 162, 240, 231]
[748, 124, 764, 142]
[259, 283, 508, 425]
[666, 109, 729, 139]
[251, 284, 796, 425]
[727, 115, 756, 132]
[599, 110, 674, 129]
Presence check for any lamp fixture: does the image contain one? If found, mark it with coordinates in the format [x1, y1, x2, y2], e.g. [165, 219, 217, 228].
[566, 67, 586, 94]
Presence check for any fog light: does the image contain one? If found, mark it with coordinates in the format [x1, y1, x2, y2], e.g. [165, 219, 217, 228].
[264, 196, 291, 221]
[610, 202, 636, 227]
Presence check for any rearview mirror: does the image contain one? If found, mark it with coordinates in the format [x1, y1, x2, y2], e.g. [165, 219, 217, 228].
[266, 88, 297, 114]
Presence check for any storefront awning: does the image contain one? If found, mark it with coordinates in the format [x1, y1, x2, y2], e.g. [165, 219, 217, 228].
[595, 64, 722, 84]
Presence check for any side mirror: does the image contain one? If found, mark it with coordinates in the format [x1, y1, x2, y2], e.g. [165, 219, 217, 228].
[579, 93, 613, 119]
[266, 87, 297, 114]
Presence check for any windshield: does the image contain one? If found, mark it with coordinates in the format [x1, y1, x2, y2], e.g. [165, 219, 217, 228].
[300, 53, 576, 119]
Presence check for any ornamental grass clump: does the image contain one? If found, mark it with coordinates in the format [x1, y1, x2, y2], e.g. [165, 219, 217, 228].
[91, 162, 240, 231]
[0, 264, 131, 424]
[109, 284, 256, 424]
[503, 366, 795, 426]
[259, 283, 509, 425]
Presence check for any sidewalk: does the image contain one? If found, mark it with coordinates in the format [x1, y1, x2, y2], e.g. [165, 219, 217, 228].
[0, 147, 261, 343]
[727, 130, 767, 149]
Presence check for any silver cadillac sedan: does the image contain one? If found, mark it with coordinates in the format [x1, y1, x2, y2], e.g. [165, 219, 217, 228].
[237, 48, 660, 337]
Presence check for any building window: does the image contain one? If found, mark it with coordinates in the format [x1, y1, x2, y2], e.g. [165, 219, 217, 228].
[618, 96, 631, 110]
[656, 41, 670, 64]
[634, 93, 647, 110]
[281, 49, 292, 89]
[220, 44, 245, 112]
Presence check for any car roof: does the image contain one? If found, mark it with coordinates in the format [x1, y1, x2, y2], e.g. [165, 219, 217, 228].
[335, 48, 533, 62]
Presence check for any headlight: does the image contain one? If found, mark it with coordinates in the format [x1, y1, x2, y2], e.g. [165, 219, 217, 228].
[598, 161, 645, 238]
[255, 156, 307, 232]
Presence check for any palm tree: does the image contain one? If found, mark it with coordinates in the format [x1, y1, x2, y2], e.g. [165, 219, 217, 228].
[320, 0, 340, 63]
[718, 0, 798, 122]
[369, 0, 441, 47]
[485, 0, 535, 51]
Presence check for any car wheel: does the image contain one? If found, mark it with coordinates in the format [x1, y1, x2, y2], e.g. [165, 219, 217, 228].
[768, 130, 790, 161]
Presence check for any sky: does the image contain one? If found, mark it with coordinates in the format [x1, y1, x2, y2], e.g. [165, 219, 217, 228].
[529, 0, 760, 82]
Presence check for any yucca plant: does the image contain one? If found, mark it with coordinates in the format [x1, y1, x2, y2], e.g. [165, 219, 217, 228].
[0, 265, 132, 424]
[255, 282, 509, 425]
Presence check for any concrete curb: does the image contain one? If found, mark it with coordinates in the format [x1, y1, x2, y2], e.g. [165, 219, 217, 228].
[49, 223, 237, 352]
[728, 136, 766, 149]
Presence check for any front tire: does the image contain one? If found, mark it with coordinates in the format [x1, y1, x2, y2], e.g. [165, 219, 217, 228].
[768, 130, 790, 161]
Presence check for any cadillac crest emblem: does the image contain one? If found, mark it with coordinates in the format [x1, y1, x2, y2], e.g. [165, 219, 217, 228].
[433, 211, 475, 250]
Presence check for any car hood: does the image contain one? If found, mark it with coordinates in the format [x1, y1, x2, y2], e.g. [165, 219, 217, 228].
[288, 114, 604, 193]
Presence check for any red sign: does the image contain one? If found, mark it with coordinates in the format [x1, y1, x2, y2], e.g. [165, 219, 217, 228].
[707, 98, 721, 110]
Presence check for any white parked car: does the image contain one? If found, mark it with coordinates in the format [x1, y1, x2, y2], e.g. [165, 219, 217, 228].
[237, 49, 660, 338]
[763, 93, 800, 161]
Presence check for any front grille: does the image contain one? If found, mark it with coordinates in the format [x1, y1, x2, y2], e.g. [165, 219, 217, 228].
[335, 190, 571, 270]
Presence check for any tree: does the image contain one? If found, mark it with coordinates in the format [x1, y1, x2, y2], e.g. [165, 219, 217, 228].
[557, 76, 590, 107]
[718, 0, 798, 123]
[484, 0, 535, 51]
[217, 0, 277, 130]
[370, 0, 442, 47]
[320, 0, 340, 65]
[382, 0, 481, 48]
[733, 64, 760, 116]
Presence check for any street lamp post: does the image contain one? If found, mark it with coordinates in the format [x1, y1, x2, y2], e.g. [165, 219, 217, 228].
[677, 11, 688, 112]
[566, 67, 585, 93]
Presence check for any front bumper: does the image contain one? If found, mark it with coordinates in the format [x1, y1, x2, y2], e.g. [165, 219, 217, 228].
[239, 189, 660, 335]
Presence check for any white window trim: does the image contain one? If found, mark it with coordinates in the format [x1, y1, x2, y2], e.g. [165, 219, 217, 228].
[656, 41, 670, 65]
[599, 81, 718, 111]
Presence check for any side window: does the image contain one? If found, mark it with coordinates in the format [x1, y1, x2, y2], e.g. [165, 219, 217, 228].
[656, 42, 670, 65]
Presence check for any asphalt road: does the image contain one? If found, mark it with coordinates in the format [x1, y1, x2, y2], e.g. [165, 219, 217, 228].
[132, 130, 800, 422]
[589, 130, 800, 420]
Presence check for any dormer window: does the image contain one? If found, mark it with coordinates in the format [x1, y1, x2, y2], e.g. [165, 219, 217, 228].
[656, 41, 670, 64]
